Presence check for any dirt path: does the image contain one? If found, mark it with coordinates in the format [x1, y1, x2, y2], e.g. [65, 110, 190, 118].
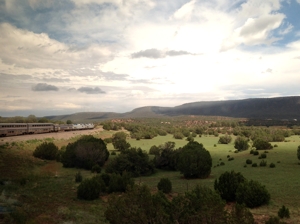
[0, 127, 103, 144]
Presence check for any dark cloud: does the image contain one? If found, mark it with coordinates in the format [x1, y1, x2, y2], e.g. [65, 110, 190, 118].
[131, 49, 196, 59]
[32, 83, 59, 91]
[78, 87, 106, 94]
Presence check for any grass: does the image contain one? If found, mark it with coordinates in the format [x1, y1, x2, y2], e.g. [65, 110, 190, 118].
[1, 131, 300, 223]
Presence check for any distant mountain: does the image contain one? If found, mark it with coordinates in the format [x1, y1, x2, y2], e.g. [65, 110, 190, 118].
[47, 96, 300, 122]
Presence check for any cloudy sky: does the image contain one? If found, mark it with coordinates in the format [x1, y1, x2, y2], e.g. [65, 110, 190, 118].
[0, 0, 300, 117]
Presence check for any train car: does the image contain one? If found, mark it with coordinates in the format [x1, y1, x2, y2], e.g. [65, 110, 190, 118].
[59, 124, 73, 131]
[27, 123, 56, 134]
[85, 123, 95, 129]
[0, 123, 28, 137]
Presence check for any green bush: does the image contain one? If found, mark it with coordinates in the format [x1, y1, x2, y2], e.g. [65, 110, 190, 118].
[253, 151, 259, 156]
[252, 163, 258, 167]
[278, 205, 290, 219]
[260, 153, 267, 159]
[274, 144, 278, 147]
[220, 162, 225, 166]
[61, 135, 109, 170]
[250, 149, 255, 154]
[75, 171, 83, 183]
[107, 173, 134, 193]
[246, 159, 252, 164]
[106, 147, 155, 177]
[157, 178, 172, 194]
[149, 145, 160, 155]
[270, 163, 276, 168]
[218, 135, 232, 144]
[111, 151, 116, 155]
[214, 171, 246, 202]
[236, 180, 270, 208]
[177, 141, 212, 179]
[91, 164, 101, 173]
[265, 216, 287, 224]
[228, 157, 234, 161]
[77, 178, 102, 200]
[33, 142, 58, 160]
[253, 139, 273, 150]
[260, 160, 267, 167]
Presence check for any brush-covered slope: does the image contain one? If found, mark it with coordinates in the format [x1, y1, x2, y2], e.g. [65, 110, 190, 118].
[47, 96, 300, 122]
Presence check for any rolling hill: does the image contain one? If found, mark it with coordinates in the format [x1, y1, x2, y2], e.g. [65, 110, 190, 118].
[47, 96, 300, 122]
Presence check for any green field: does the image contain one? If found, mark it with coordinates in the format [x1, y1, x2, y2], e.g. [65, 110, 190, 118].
[1, 131, 300, 223]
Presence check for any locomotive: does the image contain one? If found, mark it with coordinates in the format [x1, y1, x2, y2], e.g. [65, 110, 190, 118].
[0, 123, 95, 137]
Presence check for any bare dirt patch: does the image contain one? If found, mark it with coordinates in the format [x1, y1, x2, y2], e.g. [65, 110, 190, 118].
[0, 127, 103, 144]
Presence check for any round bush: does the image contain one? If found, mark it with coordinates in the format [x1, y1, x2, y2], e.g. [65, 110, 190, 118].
[33, 142, 58, 160]
[252, 163, 258, 167]
[214, 171, 246, 202]
[246, 159, 252, 164]
[236, 180, 270, 208]
[253, 151, 259, 156]
[157, 178, 172, 194]
[91, 164, 101, 173]
[77, 178, 101, 200]
[270, 163, 276, 168]
[220, 162, 225, 166]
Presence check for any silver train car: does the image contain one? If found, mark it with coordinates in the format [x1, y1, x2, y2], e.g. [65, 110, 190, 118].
[0, 123, 94, 137]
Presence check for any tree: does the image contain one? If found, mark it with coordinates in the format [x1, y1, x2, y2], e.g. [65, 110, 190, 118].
[61, 135, 109, 170]
[112, 132, 131, 151]
[253, 139, 273, 150]
[177, 141, 212, 179]
[236, 180, 270, 208]
[157, 178, 172, 194]
[66, 120, 72, 124]
[153, 142, 178, 170]
[218, 135, 232, 144]
[26, 114, 38, 123]
[234, 136, 249, 151]
[105, 185, 172, 224]
[33, 142, 59, 160]
[214, 170, 246, 202]
[105, 147, 155, 177]
[297, 145, 300, 160]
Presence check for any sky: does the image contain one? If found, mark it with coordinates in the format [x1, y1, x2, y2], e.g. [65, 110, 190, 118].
[0, 0, 300, 117]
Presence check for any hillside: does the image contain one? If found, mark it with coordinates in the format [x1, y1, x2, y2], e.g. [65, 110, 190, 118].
[47, 96, 300, 122]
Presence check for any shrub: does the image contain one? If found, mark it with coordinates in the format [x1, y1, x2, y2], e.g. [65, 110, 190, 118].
[234, 136, 249, 151]
[236, 180, 270, 208]
[252, 163, 258, 167]
[77, 178, 102, 200]
[246, 159, 252, 164]
[228, 157, 234, 161]
[177, 141, 212, 179]
[104, 138, 112, 144]
[105, 147, 155, 177]
[260, 160, 267, 167]
[250, 149, 255, 154]
[153, 142, 178, 171]
[227, 203, 255, 224]
[253, 139, 273, 150]
[107, 173, 134, 193]
[265, 216, 287, 224]
[111, 151, 116, 155]
[270, 163, 276, 168]
[33, 142, 58, 160]
[157, 178, 172, 194]
[91, 164, 101, 173]
[253, 151, 259, 156]
[218, 135, 232, 144]
[214, 171, 246, 202]
[75, 171, 83, 183]
[274, 144, 278, 147]
[61, 135, 109, 170]
[261, 153, 267, 159]
[220, 162, 225, 166]
[149, 145, 160, 155]
[227, 155, 230, 158]
[278, 205, 290, 219]
[297, 145, 300, 160]
[112, 132, 130, 151]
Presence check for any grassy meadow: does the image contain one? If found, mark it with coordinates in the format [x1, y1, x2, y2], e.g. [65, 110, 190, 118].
[1, 130, 300, 223]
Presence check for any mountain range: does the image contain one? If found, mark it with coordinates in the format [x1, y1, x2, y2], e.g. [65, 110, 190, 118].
[46, 96, 300, 123]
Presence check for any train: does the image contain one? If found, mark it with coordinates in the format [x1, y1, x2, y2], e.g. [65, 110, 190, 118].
[0, 123, 95, 137]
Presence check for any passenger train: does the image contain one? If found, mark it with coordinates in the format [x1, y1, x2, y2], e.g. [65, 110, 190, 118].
[0, 123, 95, 137]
